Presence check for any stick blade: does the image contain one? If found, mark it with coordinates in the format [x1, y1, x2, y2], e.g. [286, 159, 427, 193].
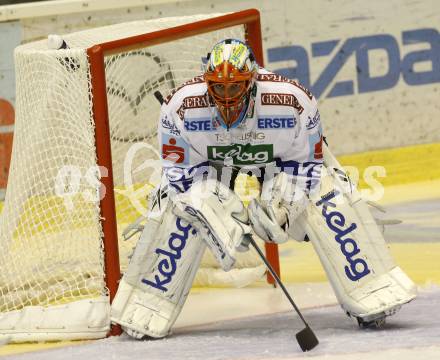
[296, 326, 319, 352]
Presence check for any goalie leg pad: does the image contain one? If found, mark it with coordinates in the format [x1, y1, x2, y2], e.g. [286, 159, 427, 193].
[298, 144, 417, 321]
[111, 201, 205, 338]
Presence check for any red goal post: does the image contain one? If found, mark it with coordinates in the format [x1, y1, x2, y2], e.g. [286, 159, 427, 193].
[88, 9, 281, 301]
[1, 9, 280, 342]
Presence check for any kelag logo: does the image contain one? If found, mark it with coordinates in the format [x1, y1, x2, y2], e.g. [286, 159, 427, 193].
[268, 28, 440, 98]
[315, 190, 371, 281]
[207, 143, 273, 165]
[141, 217, 195, 292]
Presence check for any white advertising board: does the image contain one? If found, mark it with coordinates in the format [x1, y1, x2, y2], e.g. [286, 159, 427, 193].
[0, 0, 439, 154]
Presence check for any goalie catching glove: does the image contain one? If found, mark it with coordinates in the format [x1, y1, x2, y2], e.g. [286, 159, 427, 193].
[248, 172, 309, 244]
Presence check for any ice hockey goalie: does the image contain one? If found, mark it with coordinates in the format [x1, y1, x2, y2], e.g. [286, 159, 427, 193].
[110, 38, 417, 339]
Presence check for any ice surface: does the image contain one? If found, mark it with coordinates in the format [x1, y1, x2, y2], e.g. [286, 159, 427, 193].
[3, 287, 439, 360]
[1, 192, 438, 359]
[382, 199, 440, 243]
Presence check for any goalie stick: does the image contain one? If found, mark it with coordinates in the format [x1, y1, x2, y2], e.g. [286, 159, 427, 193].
[249, 236, 319, 352]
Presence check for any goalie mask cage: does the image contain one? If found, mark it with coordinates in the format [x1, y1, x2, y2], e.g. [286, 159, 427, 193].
[0, 9, 280, 342]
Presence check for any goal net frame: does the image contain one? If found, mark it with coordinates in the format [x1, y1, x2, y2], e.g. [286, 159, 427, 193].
[0, 8, 280, 342]
[89, 8, 280, 303]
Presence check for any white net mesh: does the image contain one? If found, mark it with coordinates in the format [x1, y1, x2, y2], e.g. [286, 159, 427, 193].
[0, 14, 265, 341]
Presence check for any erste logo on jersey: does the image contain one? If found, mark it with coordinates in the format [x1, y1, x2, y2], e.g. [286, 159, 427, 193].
[207, 143, 273, 165]
[161, 133, 189, 165]
[257, 116, 296, 129]
[184, 117, 219, 132]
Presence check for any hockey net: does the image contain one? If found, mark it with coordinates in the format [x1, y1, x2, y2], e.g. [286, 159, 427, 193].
[0, 10, 278, 342]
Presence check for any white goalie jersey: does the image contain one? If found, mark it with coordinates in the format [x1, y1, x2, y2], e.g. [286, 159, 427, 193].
[158, 68, 323, 192]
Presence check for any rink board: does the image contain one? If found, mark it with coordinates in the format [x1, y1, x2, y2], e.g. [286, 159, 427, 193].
[1, 0, 440, 156]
